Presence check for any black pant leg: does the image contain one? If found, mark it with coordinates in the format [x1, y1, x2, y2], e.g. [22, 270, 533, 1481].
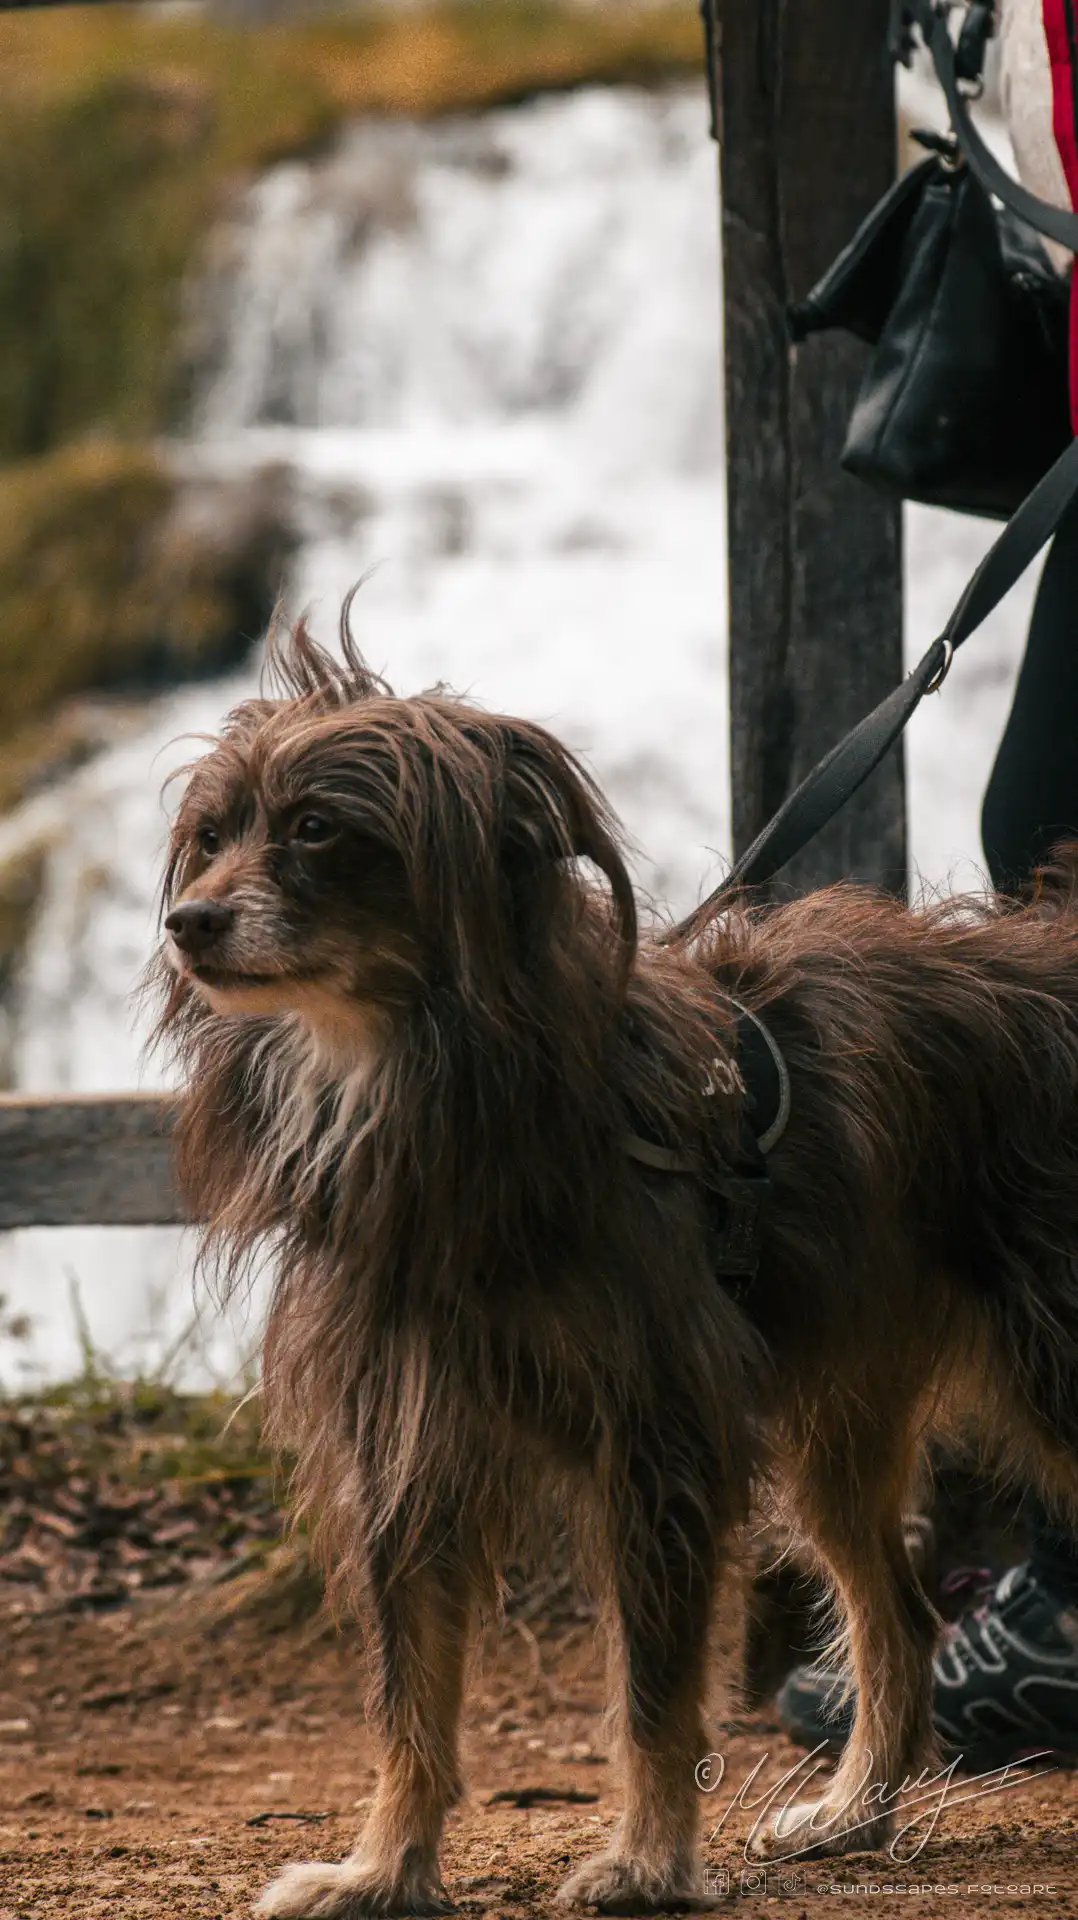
[981, 493, 1078, 892]
[982, 496, 1078, 1596]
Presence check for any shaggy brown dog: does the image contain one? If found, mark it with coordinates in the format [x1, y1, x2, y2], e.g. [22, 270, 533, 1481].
[153, 620, 1078, 1917]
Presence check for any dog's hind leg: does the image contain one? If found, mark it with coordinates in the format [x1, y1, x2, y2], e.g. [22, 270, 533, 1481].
[254, 1542, 469, 1919]
[753, 1401, 939, 1861]
[557, 1430, 733, 1913]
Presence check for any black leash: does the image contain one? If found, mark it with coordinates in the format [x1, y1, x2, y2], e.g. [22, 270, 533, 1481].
[672, 1, 1078, 945]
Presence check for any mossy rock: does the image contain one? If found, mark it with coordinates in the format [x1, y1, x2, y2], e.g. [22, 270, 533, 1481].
[0, 60, 332, 461]
[0, 439, 296, 750]
[0, 834, 49, 1002]
[0, 700, 150, 816]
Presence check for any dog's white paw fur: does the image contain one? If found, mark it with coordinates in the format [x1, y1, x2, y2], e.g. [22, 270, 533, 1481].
[749, 1796, 892, 1860]
[253, 1858, 450, 1919]
[555, 1849, 719, 1914]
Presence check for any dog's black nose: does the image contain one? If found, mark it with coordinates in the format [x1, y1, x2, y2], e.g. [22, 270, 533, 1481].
[165, 899, 235, 954]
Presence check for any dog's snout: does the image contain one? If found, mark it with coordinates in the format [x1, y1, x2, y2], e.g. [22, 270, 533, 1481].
[165, 898, 235, 954]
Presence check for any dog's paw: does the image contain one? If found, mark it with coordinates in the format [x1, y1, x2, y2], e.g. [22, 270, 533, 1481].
[748, 1797, 891, 1861]
[555, 1850, 719, 1914]
[253, 1859, 450, 1919]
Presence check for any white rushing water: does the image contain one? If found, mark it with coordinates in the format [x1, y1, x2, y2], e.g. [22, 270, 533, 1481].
[0, 84, 1042, 1387]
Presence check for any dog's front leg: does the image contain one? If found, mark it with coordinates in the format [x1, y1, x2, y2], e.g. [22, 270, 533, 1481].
[255, 1540, 469, 1919]
[557, 1439, 729, 1913]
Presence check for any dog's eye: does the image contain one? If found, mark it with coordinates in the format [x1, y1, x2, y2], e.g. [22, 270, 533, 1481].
[293, 812, 335, 847]
[196, 824, 220, 858]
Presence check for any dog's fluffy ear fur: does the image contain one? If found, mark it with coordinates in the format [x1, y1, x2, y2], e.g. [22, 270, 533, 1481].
[386, 707, 638, 1016]
[496, 726, 638, 980]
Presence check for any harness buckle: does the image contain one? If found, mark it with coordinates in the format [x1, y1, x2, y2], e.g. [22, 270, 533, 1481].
[708, 1167, 770, 1283]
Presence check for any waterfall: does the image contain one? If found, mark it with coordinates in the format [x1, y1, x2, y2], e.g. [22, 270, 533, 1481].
[0, 85, 732, 1388]
[0, 83, 1037, 1387]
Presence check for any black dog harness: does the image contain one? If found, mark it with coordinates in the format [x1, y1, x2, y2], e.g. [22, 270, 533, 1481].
[623, 999, 790, 1286]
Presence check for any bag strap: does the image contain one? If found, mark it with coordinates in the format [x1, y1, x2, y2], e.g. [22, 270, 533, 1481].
[913, 0, 1078, 252]
[666, 433, 1078, 943]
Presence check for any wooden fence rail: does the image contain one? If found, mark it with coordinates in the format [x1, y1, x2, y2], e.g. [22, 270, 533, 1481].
[0, 1094, 184, 1229]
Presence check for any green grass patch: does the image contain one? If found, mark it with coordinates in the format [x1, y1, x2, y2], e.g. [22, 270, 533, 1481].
[1, 1376, 269, 1487]
[0, 1374, 286, 1612]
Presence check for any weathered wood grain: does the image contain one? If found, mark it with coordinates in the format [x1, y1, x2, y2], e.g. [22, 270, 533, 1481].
[0, 1, 148, 10]
[0, 1093, 187, 1228]
[715, 0, 906, 893]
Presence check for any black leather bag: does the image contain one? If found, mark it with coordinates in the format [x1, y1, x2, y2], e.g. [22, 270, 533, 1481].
[791, 0, 1078, 520]
[791, 150, 1072, 519]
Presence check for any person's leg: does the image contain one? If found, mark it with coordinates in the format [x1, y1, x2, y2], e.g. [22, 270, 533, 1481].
[1028, 1508, 1078, 1595]
[981, 492, 1078, 892]
[983, 496, 1078, 1606]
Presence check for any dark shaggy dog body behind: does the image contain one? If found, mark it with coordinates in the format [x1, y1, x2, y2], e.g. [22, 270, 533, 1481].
[155, 625, 1078, 1917]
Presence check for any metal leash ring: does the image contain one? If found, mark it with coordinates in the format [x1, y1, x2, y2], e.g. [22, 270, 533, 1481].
[924, 636, 955, 693]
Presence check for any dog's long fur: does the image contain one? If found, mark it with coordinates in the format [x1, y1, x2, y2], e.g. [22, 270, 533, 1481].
[154, 621, 1078, 1917]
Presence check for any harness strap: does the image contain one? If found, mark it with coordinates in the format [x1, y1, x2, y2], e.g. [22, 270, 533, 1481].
[730, 996, 791, 1155]
[623, 1137, 697, 1174]
[622, 999, 789, 1169]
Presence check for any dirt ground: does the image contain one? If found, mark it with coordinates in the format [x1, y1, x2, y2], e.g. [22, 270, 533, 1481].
[1, 1589, 1076, 1920]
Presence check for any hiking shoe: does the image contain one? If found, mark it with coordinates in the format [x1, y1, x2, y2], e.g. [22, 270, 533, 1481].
[777, 1562, 1078, 1772]
[775, 1662, 854, 1754]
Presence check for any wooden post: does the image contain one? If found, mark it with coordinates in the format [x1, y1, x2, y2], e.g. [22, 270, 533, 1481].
[715, 0, 906, 893]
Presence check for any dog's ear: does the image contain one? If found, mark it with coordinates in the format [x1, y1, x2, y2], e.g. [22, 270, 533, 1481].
[500, 725, 637, 986]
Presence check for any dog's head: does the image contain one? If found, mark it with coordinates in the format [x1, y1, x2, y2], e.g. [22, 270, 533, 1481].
[158, 614, 637, 1045]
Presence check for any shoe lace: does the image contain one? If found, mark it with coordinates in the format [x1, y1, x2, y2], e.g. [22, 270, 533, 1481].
[944, 1563, 1036, 1669]
[940, 1563, 996, 1610]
